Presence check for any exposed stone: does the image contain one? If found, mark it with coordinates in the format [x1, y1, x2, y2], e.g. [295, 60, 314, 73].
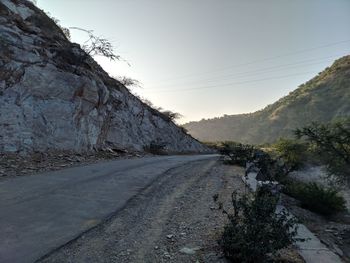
[0, 0, 209, 155]
[179, 247, 201, 255]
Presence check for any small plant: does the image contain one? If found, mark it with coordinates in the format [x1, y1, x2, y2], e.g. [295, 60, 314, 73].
[159, 110, 182, 122]
[144, 141, 167, 155]
[45, 11, 71, 40]
[283, 180, 346, 216]
[116, 76, 142, 88]
[220, 187, 300, 263]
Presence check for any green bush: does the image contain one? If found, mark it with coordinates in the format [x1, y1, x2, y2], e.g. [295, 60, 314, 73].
[273, 138, 308, 171]
[220, 188, 299, 263]
[220, 142, 256, 166]
[295, 118, 350, 185]
[283, 181, 346, 216]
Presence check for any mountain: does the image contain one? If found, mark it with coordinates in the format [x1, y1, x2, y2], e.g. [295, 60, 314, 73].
[184, 55, 350, 144]
[0, 0, 208, 154]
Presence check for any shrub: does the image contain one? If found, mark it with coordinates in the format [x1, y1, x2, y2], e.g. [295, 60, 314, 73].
[44, 11, 71, 40]
[220, 142, 256, 166]
[220, 187, 299, 263]
[295, 118, 350, 185]
[159, 110, 182, 122]
[179, 126, 189, 134]
[116, 76, 142, 88]
[273, 138, 308, 171]
[283, 180, 346, 216]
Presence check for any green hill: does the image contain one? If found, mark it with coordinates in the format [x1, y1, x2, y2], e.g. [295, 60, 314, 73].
[184, 55, 350, 144]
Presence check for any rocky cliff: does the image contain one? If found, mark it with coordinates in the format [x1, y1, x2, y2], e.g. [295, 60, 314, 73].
[0, 0, 207, 154]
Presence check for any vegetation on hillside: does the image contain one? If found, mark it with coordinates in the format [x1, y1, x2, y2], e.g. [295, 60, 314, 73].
[184, 56, 350, 144]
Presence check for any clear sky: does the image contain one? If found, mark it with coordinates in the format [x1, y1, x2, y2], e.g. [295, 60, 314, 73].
[36, 0, 350, 123]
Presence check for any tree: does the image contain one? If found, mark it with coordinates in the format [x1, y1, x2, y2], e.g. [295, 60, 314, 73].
[295, 118, 350, 184]
[70, 27, 120, 61]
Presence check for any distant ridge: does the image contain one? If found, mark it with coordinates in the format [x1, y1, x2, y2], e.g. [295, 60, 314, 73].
[184, 55, 350, 144]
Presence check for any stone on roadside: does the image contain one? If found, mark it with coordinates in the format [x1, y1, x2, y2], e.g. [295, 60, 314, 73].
[179, 247, 201, 255]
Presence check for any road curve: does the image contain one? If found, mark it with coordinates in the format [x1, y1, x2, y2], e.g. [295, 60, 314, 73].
[0, 154, 218, 263]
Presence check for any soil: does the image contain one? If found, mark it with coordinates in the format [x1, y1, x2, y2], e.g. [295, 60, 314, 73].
[38, 160, 303, 263]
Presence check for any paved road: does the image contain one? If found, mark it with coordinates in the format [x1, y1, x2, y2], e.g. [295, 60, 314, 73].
[0, 155, 218, 263]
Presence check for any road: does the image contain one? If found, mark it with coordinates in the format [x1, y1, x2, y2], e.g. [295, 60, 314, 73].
[0, 155, 218, 263]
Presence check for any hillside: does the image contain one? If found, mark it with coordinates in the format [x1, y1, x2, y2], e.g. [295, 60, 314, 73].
[0, 0, 208, 154]
[184, 55, 350, 144]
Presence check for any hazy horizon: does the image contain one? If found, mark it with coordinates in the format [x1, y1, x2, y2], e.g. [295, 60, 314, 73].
[36, 0, 350, 123]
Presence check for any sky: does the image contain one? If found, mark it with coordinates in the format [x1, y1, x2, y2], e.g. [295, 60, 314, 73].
[36, 0, 350, 123]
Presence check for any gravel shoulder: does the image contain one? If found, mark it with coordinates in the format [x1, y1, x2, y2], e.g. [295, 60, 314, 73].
[39, 160, 245, 263]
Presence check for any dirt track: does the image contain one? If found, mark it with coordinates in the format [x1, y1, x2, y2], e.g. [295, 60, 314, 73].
[39, 159, 246, 263]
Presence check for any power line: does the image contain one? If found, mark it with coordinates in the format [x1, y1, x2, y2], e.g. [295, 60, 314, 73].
[149, 39, 350, 84]
[147, 54, 343, 90]
[145, 71, 318, 93]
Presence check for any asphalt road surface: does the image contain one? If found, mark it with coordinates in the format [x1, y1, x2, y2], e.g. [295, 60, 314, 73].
[0, 155, 218, 263]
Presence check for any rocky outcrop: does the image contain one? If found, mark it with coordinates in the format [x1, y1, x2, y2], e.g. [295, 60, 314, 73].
[0, 0, 208, 154]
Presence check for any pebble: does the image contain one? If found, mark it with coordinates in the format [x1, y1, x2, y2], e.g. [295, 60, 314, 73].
[179, 247, 201, 255]
[163, 252, 171, 259]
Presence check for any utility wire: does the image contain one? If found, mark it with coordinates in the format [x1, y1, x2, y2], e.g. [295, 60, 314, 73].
[147, 54, 343, 89]
[149, 39, 350, 84]
[145, 71, 318, 93]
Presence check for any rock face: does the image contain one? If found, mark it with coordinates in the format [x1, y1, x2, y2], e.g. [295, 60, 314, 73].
[0, 0, 207, 154]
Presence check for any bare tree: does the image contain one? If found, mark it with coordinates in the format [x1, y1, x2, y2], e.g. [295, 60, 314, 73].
[70, 27, 120, 61]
